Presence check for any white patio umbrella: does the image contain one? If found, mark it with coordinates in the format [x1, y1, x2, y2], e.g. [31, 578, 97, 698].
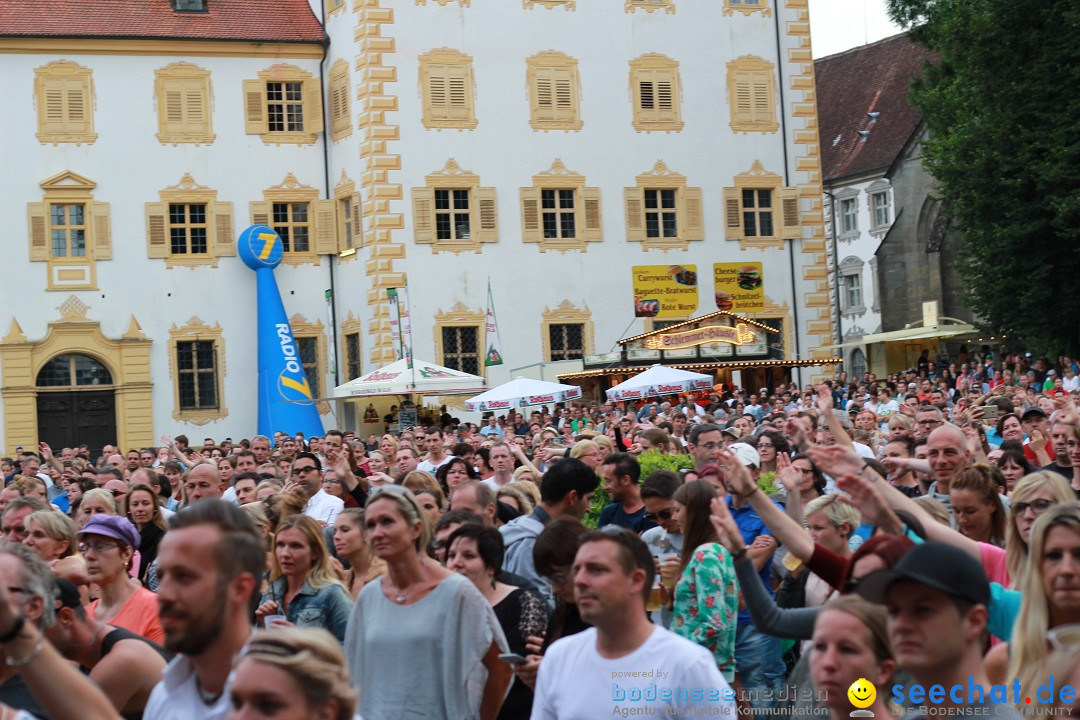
[465, 377, 582, 412]
[332, 358, 486, 398]
[605, 364, 713, 402]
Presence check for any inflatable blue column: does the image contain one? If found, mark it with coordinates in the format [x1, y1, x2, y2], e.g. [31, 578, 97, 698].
[237, 225, 324, 439]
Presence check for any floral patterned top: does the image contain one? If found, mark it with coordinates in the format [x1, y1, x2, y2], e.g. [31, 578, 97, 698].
[670, 542, 738, 681]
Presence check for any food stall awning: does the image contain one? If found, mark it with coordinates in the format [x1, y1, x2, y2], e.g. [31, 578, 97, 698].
[558, 357, 842, 382]
[816, 323, 978, 352]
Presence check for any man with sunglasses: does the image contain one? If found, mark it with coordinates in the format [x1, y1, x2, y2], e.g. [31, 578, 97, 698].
[291, 452, 342, 527]
[640, 471, 683, 627]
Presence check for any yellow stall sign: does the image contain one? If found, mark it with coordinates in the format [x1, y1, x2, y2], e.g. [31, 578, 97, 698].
[632, 265, 699, 318]
[713, 262, 764, 313]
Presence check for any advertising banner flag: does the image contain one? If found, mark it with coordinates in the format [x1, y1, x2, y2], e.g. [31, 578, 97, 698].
[397, 286, 414, 370]
[631, 265, 698, 318]
[237, 224, 324, 438]
[485, 280, 503, 367]
[713, 262, 764, 313]
[387, 288, 403, 362]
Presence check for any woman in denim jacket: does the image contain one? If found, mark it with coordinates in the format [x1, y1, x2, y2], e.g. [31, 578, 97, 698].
[255, 514, 354, 642]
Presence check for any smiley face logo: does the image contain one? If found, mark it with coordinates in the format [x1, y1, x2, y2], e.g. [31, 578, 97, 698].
[847, 678, 876, 709]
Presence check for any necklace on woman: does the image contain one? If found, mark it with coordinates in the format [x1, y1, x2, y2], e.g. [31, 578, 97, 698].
[390, 562, 423, 603]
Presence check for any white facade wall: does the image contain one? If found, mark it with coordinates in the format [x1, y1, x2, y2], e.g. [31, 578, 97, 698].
[1, 0, 836, 450]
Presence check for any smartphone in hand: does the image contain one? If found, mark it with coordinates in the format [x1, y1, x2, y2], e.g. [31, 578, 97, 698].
[498, 653, 529, 666]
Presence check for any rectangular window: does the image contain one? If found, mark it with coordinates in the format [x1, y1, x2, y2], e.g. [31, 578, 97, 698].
[168, 203, 208, 255]
[742, 189, 774, 237]
[549, 323, 584, 361]
[630, 57, 683, 131]
[530, 63, 580, 130]
[176, 340, 218, 410]
[872, 192, 890, 228]
[297, 336, 320, 399]
[155, 65, 213, 144]
[420, 51, 477, 129]
[644, 189, 678, 239]
[35, 62, 96, 144]
[272, 202, 310, 253]
[541, 189, 576, 240]
[441, 326, 480, 375]
[845, 274, 862, 309]
[841, 198, 858, 233]
[49, 204, 87, 258]
[267, 82, 304, 133]
[345, 332, 362, 381]
[434, 189, 471, 241]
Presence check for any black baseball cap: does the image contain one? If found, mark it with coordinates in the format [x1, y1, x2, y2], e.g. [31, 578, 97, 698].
[856, 541, 990, 607]
[1021, 407, 1047, 422]
[54, 578, 83, 610]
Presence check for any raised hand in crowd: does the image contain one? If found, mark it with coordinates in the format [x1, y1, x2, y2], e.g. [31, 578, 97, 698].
[806, 443, 864, 480]
[834, 473, 904, 535]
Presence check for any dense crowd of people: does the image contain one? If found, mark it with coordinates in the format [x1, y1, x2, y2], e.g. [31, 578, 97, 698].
[0, 349, 1078, 719]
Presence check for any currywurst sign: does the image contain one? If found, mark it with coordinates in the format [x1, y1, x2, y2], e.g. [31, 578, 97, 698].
[644, 323, 757, 351]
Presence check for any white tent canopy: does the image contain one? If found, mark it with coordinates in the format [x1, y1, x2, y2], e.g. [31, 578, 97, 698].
[332, 358, 487, 398]
[605, 364, 713, 401]
[465, 377, 582, 413]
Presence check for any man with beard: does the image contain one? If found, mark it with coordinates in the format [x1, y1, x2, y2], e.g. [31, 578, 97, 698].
[144, 500, 264, 720]
[598, 453, 654, 533]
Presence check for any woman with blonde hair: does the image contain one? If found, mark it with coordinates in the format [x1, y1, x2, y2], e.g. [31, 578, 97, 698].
[496, 484, 534, 516]
[1005, 471, 1075, 584]
[811, 595, 895, 720]
[886, 412, 914, 440]
[402, 470, 442, 498]
[568, 439, 603, 469]
[230, 627, 357, 720]
[512, 464, 539, 486]
[346, 485, 511, 719]
[379, 434, 400, 459]
[995, 503, 1080, 692]
[255, 514, 353, 642]
[74, 488, 117, 530]
[23, 510, 76, 563]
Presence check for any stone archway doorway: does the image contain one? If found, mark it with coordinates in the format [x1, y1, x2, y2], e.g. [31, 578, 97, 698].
[36, 353, 117, 460]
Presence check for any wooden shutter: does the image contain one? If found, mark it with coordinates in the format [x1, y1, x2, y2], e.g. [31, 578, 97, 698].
[66, 81, 91, 135]
[732, 71, 752, 125]
[723, 187, 743, 241]
[90, 202, 112, 260]
[27, 202, 49, 262]
[243, 79, 266, 134]
[582, 187, 602, 242]
[187, 82, 208, 133]
[145, 202, 169, 258]
[212, 201, 235, 256]
[635, 70, 655, 120]
[534, 71, 554, 122]
[41, 84, 68, 135]
[520, 187, 541, 243]
[411, 187, 435, 244]
[427, 67, 449, 120]
[476, 187, 498, 243]
[781, 187, 801, 239]
[683, 187, 704, 241]
[313, 199, 337, 254]
[162, 87, 186, 136]
[553, 69, 576, 122]
[351, 193, 363, 247]
[624, 188, 644, 243]
[303, 77, 324, 133]
[751, 73, 772, 125]
[250, 200, 271, 227]
[447, 65, 471, 121]
[656, 74, 675, 121]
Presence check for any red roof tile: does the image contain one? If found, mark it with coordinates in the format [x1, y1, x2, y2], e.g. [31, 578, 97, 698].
[815, 33, 936, 183]
[0, 0, 325, 44]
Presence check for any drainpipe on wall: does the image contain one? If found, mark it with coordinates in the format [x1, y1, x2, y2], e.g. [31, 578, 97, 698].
[317, 8, 341, 390]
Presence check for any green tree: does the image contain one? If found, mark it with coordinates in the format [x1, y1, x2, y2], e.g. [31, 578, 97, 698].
[887, 0, 1080, 355]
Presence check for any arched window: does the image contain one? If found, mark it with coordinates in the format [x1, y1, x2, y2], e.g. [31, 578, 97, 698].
[36, 354, 112, 387]
[850, 349, 867, 380]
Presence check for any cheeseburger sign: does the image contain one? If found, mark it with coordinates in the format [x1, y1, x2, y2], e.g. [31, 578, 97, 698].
[644, 323, 757, 351]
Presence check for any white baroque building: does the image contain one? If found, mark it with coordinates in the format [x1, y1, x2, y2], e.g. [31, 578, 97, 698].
[1, 0, 837, 453]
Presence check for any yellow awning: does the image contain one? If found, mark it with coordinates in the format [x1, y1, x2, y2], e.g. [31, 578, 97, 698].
[817, 324, 977, 351]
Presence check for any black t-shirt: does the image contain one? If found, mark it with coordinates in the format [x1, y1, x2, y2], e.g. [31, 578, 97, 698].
[1041, 462, 1074, 481]
[0, 673, 50, 719]
[597, 503, 656, 534]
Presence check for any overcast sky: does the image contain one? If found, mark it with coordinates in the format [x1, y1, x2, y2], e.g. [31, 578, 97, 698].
[808, 0, 904, 58]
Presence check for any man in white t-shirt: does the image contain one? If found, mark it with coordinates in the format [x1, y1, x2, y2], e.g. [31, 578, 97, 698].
[480, 442, 514, 490]
[531, 528, 736, 719]
[416, 426, 452, 474]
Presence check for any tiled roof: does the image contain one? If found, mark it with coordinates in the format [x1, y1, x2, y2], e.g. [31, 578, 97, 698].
[0, 0, 325, 44]
[815, 33, 936, 183]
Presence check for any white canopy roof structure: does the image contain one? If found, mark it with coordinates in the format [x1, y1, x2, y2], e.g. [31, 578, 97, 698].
[605, 364, 714, 401]
[331, 359, 487, 398]
[465, 377, 582, 413]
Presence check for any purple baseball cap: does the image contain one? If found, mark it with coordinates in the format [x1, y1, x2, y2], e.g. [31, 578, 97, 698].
[77, 515, 139, 548]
